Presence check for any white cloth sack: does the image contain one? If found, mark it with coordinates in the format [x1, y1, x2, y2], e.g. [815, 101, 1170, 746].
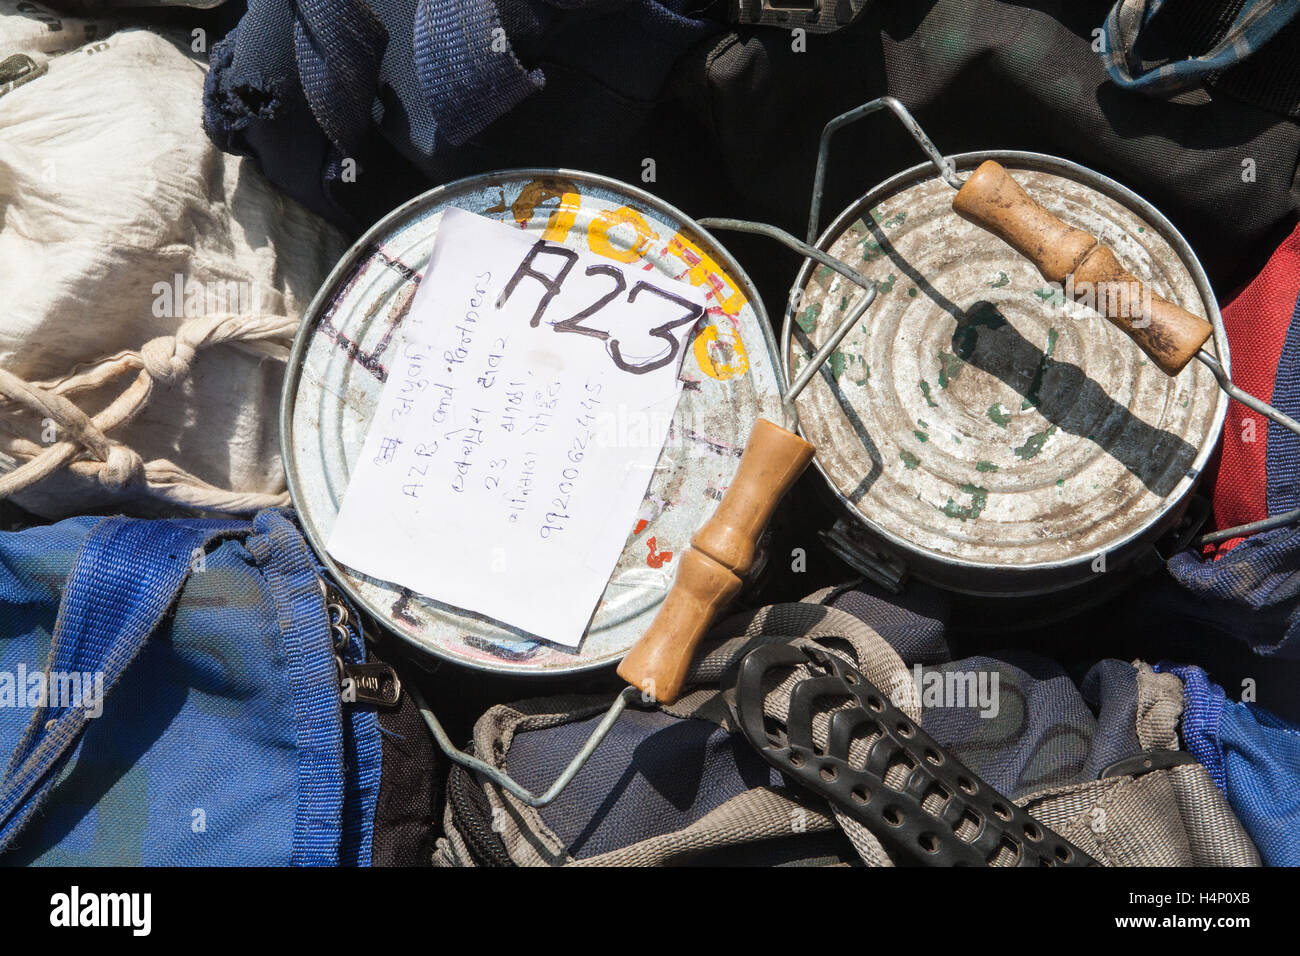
[0, 5, 350, 517]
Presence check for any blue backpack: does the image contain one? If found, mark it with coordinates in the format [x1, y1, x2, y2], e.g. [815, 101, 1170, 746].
[0, 509, 425, 866]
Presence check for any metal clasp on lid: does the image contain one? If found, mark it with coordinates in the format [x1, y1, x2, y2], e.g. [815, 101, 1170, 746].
[821, 517, 908, 593]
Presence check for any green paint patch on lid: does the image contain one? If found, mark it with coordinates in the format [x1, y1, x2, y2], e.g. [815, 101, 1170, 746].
[858, 236, 884, 261]
[796, 302, 821, 333]
[1034, 287, 1065, 307]
[876, 273, 897, 294]
[913, 430, 929, 443]
[941, 483, 988, 521]
[919, 380, 938, 408]
[989, 271, 1010, 288]
[1021, 327, 1058, 411]
[908, 287, 918, 297]
[829, 350, 847, 380]
[988, 403, 1011, 427]
[975, 460, 999, 473]
[900, 449, 921, 470]
[1014, 424, 1058, 460]
[938, 350, 964, 388]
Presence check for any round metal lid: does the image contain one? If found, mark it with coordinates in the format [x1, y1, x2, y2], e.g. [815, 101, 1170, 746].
[787, 151, 1229, 585]
[282, 169, 783, 674]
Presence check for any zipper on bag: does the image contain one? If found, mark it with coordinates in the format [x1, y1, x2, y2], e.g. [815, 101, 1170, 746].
[318, 576, 402, 708]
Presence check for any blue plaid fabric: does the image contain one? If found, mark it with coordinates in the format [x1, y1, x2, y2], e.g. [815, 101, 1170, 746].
[1100, 0, 1300, 94]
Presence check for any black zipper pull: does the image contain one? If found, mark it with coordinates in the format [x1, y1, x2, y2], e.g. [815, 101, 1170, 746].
[340, 661, 402, 708]
[319, 576, 402, 709]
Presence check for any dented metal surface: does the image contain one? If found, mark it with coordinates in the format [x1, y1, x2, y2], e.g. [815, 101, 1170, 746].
[282, 169, 783, 674]
[786, 151, 1229, 597]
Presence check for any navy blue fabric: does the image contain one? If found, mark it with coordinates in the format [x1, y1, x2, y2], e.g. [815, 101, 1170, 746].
[296, 0, 390, 156]
[507, 706, 779, 859]
[412, 0, 542, 148]
[1167, 526, 1300, 657]
[827, 580, 1142, 796]
[0, 510, 382, 866]
[1267, 290, 1300, 519]
[1078, 659, 1144, 774]
[203, 0, 720, 229]
[919, 654, 1140, 799]
[1157, 662, 1300, 866]
[823, 580, 953, 664]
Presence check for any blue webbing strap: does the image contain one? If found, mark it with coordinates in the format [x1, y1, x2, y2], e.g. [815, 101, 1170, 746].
[0, 517, 245, 852]
[294, 0, 389, 155]
[413, 0, 544, 148]
[248, 509, 351, 866]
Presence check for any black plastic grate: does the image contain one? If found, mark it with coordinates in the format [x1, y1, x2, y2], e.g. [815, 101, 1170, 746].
[727, 642, 1097, 867]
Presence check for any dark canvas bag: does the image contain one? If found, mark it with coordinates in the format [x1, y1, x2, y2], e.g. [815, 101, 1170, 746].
[673, 0, 1300, 298]
[435, 592, 1260, 866]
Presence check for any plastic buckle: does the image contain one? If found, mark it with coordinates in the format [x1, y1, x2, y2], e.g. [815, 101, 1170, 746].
[727, 642, 1096, 866]
[732, 0, 872, 34]
[1099, 749, 1199, 779]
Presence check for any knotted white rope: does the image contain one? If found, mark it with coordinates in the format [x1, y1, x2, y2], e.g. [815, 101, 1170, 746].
[0, 312, 300, 513]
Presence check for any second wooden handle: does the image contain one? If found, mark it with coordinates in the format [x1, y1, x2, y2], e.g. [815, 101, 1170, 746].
[616, 418, 815, 705]
[952, 160, 1212, 375]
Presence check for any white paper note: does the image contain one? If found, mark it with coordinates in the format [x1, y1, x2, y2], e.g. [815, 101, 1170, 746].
[327, 207, 706, 647]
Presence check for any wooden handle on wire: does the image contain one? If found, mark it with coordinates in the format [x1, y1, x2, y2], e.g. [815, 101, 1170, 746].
[952, 160, 1212, 375]
[617, 418, 815, 704]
